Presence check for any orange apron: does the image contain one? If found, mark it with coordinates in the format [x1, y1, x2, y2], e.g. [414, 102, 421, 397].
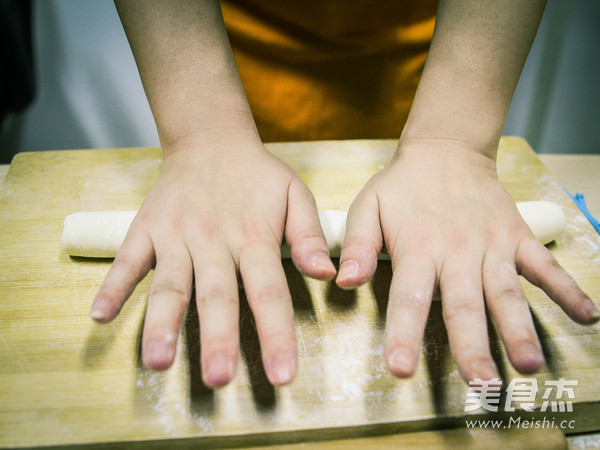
[221, 0, 437, 142]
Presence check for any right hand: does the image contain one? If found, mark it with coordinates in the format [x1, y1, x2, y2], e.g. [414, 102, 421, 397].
[89, 130, 336, 387]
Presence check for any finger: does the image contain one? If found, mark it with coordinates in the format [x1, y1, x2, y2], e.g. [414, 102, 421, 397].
[517, 238, 600, 324]
[91, 224, 155, 322]
[384, 253, 436, 377]
[483, 250, 544, 374]
[285, 178, 336, 281]
[142, 243, 193, 370]
[336, 193, 382, 289]
[193, 245, 240, 388]
[441, 253, 499, 382]
[239, 244, 297, 386]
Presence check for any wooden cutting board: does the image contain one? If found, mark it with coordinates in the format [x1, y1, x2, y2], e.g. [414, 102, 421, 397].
[0, 137, 598, 448]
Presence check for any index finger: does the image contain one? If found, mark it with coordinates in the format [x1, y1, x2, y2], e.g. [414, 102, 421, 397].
[517, 238, 600, 324]
[91, 225, 155, 322]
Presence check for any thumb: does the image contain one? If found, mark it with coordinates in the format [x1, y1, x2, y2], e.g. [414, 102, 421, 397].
[336, 192, 382, 289]
[284, 178, 337, 281]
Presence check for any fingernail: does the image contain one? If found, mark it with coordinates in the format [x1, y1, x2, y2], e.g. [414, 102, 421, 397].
[145, 334, 176, 370]
[311, 253, 337, 279]
[519, 342, 540, 359]
[471, 360, 499, 381]
[311, 252, 334, 270]
[337, 260, 358, 281]
[388, 348, 414, 376]
[269, 353, 295, 385]
[90, 298, 109, 321]
[518, 342, 544, 370]
[205, 353, 234, 387]
[584, 298, 600, 320]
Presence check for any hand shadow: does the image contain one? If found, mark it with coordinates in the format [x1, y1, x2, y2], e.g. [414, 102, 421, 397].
[238, 289, 277, 411]
[184, 294, 215, 415]
[237, 261, 318, 411]
[325, 258, 357, 311]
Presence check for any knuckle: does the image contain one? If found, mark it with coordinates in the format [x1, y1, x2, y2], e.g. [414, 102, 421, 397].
[242, 219, 281, 247]
[250, 284, 287, 310]
[96, 285, 125, 305]
[454, 344, 493, 366]
[292, 226, 327, 247]
[564, 285, 589, 307]
[494, 285, 525, 303]
[539, 252, 562, 272]
[289, 228, 329, 256]
[406, 228, 435, 254]
[149, 279, 190, 301]
[196, 285, 237, 308]
[518, 239, 555, 268]
[524, 252, 564, 285]
[443, 300, 483, 324]
[113, 252, 147, 277]
[189, 217, 218, 241]
[394, 290, 431, 316]
[130, 212, 152, 230]
[450, 232, 473, 255]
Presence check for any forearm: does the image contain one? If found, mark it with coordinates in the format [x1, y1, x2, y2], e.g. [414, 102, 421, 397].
[401, 0, 547, 157]
[115, 0, 257, 152]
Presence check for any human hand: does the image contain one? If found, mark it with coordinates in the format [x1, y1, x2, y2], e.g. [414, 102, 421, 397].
[89, 131, 336, 387]
[337, 138, 600, 382]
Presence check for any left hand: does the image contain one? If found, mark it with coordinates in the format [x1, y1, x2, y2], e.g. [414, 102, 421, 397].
[336, 138, 599, 383]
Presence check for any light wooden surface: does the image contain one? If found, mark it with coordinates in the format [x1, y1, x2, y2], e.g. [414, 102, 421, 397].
[0, 138, 599, 449]
[539, 154, 600, 217]
[0, 165, 7, 185]
[254, 427, 568, 450]
[537, 155, 600, 450]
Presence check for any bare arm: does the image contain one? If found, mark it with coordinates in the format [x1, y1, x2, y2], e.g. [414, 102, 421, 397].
[114, 0, 256, 148]
[92, 0, 336, 388]
[339, 0, 599, 383]
[402, 0, 547, 154]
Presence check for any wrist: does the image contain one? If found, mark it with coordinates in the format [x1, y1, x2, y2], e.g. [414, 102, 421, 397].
[392, 137, 498, 178]
[400, 114, 504, 162]
[160, 121, 263, 160]
[158, 104, 261, 156]
[155, 95, 259, 148]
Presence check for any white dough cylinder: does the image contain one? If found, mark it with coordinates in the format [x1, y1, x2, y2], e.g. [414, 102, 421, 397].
[516, 201, 566, 245]
[61, 202, 566, 258]
[61, 210, 137, 258]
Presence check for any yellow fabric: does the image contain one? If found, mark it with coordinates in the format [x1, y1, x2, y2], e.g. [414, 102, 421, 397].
[221, 0, 437, 142]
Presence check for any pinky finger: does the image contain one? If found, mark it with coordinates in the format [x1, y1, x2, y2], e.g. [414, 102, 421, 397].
[517, 238, 600, 324]
[91, 226, 155, 322]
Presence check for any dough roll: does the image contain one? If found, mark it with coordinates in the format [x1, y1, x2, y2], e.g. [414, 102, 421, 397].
[61, 201, 566, 258]
[62, 210, 138, 258]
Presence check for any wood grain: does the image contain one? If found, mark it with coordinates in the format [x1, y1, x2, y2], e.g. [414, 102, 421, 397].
[0, 138, 598, 448]
[539, 154, 600, 217]
[253, 427, 568, 450]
